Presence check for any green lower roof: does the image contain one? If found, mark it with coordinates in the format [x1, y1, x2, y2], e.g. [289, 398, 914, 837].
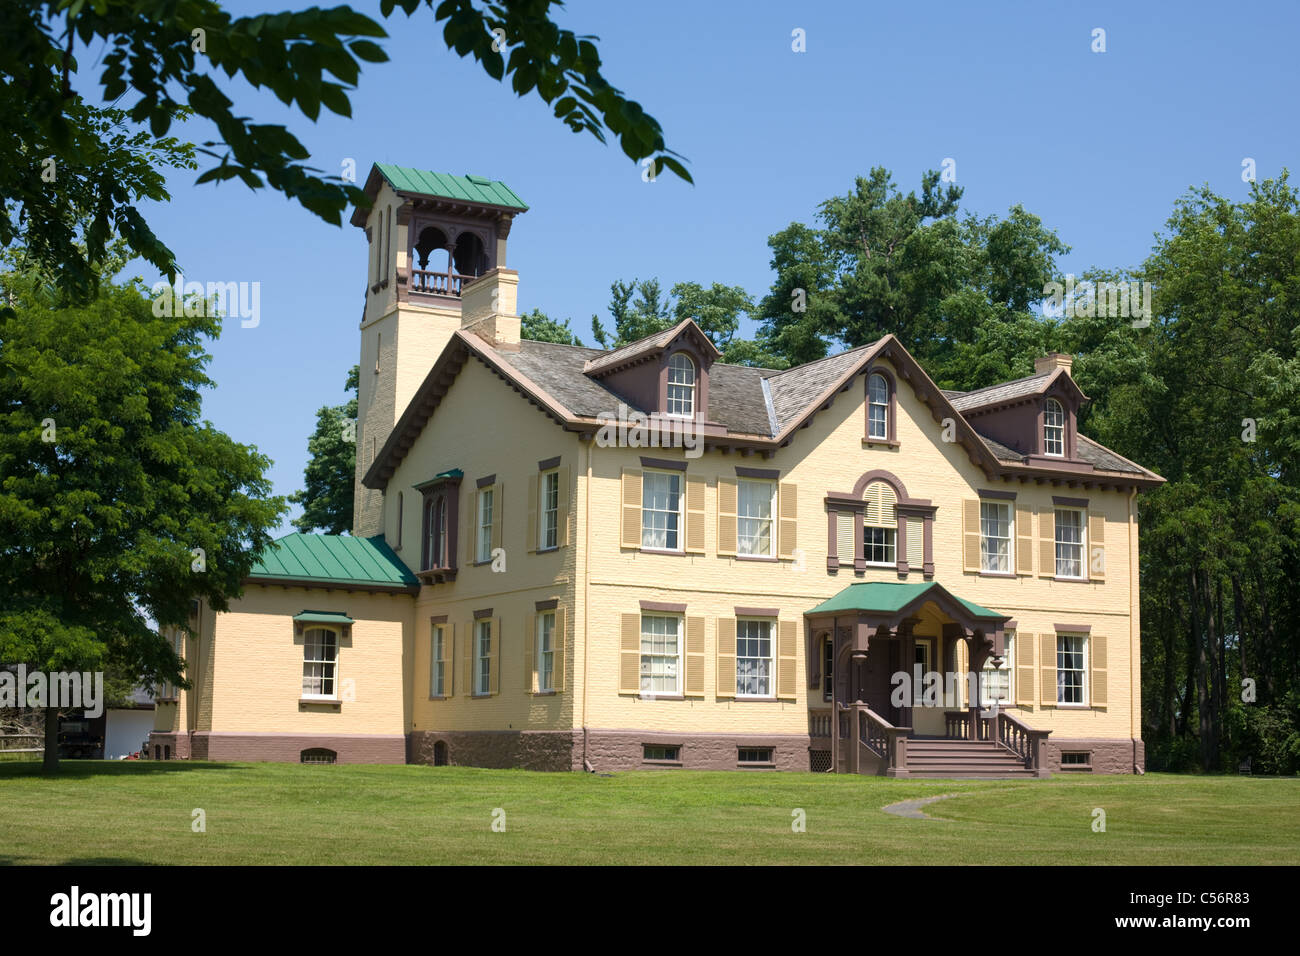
[293, 610, 356, 625]
[248, 534, 418, 590]
[805, 582, 1002, 620]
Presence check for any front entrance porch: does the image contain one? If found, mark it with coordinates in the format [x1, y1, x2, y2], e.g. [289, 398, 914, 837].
[804, 582, 1050, 778]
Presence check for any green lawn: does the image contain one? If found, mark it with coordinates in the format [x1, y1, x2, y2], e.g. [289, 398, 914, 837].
[0, 761, 1296, 865]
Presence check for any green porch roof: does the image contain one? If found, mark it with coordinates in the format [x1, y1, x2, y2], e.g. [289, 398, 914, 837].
[805, 582, 1003, 620]
[292, 610, 356, 625]
[375, 163, 528, 210]
[248, 534, 418, 591]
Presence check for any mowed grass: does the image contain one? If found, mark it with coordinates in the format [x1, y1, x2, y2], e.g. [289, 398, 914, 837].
[0, 761, 1296, 865]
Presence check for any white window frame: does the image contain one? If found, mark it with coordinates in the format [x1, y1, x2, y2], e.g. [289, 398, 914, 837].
[1044, 399, 1065, 457]
[539, 470, 560, 551]
[430, 624, 445, 697]
[863, 524, 896, 567]
[1056, 633, 1088, 706]
[737, 479, 776, 557]
[474, 619, 492, 696]
[666, 353, 696, 418]
[980, 500, 1013, 573]
[639, 614, 682, 695]
[979, 632, 1014, 706]
[537, 611, 555, 692]
[641, 470, 683, 552]
[868, 372, 889, 440]
[1054, 507, 1087, 579]
[736, 618, 775, 699]
[302, 626, 339, 700]
[476, 488, 494, 563]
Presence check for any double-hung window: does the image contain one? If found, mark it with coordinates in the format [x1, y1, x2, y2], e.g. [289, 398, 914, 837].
[302, 628, 338, 699]
[979, 633, 1014, 705]
[430, 624, 445, 697]
[980, 501, 1012, 573]
[737, 479, 775, 557]
[1057, 634, 1087, 705]
[639, 614, 681, 694]
[423, 494, 448, 570]
[666, 353, 696, 418]
[1044, 399, 1065, 456]
[539, 470, 560, 550]
[476, 488, 494, 563]
[474, 619, 492, 695]
[641, 471, 682, 550]
[868, 372, 889, 440]
[736, 619, 774, 697]
[536, 611, 555, 692]
[1055, 508, 1086, 578]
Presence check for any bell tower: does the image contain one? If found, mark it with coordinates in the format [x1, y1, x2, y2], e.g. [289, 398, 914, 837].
[350, 164, 527, 537]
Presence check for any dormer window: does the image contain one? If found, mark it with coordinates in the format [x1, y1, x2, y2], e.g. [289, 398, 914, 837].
[868, 373, 889, 439]
[423, 494, 449, 570]
[666, 353, 696, 418]
[1044, 399, 1065, 456]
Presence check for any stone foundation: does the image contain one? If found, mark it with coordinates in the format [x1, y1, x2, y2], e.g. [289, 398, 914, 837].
[1046, 737, 1145, 774]
[583, 731, 814, 772]
[410, 730, 581, 771]
[146, 731, 191, 760]
[149, 732, 405, 764]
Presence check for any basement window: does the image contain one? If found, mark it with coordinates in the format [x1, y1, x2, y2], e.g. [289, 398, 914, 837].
[643, 744, 681, 764]
[738, 747, 775, 767]
[301, 748, 338, 765]
[1060, 751, 1092, 770]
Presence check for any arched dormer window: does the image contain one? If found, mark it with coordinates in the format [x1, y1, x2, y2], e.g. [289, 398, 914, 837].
[868, 373, 889, 440]
[1044, 399, 1065, 457]
[666, 352, 696, 418]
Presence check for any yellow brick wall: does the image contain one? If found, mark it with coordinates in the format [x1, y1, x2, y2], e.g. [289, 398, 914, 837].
[577, 358, 1139, 741]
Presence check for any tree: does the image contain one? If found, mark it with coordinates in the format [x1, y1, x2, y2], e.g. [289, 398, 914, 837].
[520, 307, 582, 345]
[754, 168, 1066, 384]
[2, 0, 689, 302]
[0, 260, 286, 770]
[290, 365, 359, 534]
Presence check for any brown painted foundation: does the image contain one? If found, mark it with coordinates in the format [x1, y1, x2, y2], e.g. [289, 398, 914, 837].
[148, 731, 406, 764]
[410, 729, 582, 771]
[1046, 737, 1145, 774]
[583, 731, 813, 772]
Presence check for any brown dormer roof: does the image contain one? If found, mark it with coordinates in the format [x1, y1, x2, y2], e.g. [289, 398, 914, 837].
[948, 367, 1087, 413]
[582, 318, 722, 377]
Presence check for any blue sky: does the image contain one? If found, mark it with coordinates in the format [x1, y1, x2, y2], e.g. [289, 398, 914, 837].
[116, 0, 1298, 535]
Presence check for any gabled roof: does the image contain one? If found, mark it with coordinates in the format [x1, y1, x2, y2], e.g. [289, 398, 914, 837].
[362, 322, 1163, 492]
[805, 581, 1007, 624]
[246, 533, 418, 593]
[948, 367, 1086, 413]
[583, 318, 722, 377]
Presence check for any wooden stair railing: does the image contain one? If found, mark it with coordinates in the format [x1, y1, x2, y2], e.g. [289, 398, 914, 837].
[943, 708, 1051, 776]
[838, 702, 910, 775]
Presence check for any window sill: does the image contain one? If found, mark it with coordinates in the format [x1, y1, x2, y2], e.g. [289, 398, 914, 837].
[738, 762, 777, 769]
[428, 694, 448, 701]
[1053, 575, 1090, 583]
[536, 546, 560, 554]
[978, 571, 1017, 579]
[416, 567, 457, 584]
[1055, 703, 1090, 709]
[532, 689, 558, 697]
[862, 438, 900, 449]
[642, 759, 682, 767]
[735, 695, 778, 703]
[639, 547, 686, 556]
[638, 693, 684, 701]
[734, 553, 777, 562]
[1060, 763, 1093, 771]
[299, 698, 340, 709]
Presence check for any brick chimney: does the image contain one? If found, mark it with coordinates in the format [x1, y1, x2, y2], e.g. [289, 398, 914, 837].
[1034, 353, 1073, 377]
[460, 268, 520, 351]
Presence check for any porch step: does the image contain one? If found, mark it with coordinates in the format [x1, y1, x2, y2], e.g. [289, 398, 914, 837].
[900, 738, 1034, 778]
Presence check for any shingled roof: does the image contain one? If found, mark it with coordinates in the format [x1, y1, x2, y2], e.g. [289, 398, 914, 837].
[362, 323, 1162, 492]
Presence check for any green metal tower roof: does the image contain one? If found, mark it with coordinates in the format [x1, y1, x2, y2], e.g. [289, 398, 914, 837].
[374, 163, 527, 210]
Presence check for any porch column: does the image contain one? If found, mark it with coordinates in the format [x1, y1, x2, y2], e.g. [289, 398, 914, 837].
[898, 621, 914, 730]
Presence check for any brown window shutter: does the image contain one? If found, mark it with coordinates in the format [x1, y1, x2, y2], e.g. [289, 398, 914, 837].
[490, 484, 504, 555]
[620, 469, 642, 550]
[962, 499, 981, 572]
[717, 477, 738, 556]
[557, 465, 571, 546]
[523, 612, 536, 692]
[463, 623, 474, 696]
[1014, 631, 1034, 706]
[552, 606, 566, 692]
[778, 482, 798, 559]
[1090, 634, 1107, 707]
[716, 617, 737, 699]
[685, 616, 706, 696]
[490, 616, 502, 695]
[1015, 505, 1034, 575]
[1039, 632, 1057, 706]
[526, 474, 539, 553]
[465, 488, 478, 566]
[619, 613, 641, 694]
[1088, 511, 1105, 581]
[685, 475, 707, 553]
[1038, 509, 1056, 578]
[777, 620, 798, 700]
